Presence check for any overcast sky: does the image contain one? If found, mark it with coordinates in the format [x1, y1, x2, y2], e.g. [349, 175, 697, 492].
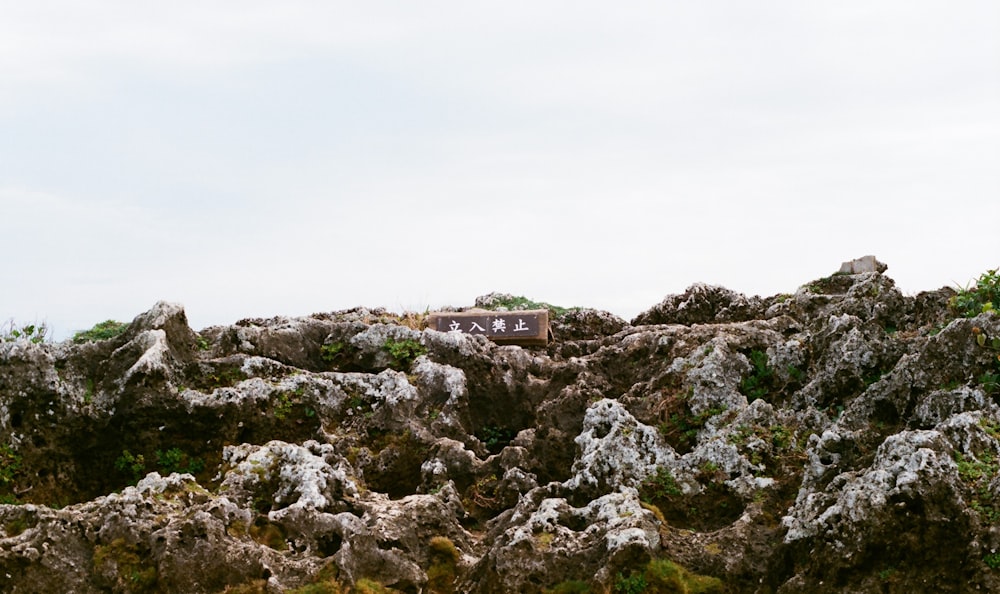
[2, 1, 998, 339]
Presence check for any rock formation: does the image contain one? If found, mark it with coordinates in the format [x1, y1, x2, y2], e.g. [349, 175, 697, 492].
[2, 260, 999, 593]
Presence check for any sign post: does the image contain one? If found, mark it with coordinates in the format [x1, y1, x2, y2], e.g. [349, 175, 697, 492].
[427, 309, 549, 346]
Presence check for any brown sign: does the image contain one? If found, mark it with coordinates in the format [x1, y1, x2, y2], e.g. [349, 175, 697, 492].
[428, 309, 549, 346]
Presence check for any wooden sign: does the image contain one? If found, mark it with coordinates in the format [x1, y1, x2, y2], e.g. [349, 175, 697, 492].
[427, 309, 549, 346]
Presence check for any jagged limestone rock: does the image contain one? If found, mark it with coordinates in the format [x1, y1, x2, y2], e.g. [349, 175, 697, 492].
[2, 262, 1000, 592]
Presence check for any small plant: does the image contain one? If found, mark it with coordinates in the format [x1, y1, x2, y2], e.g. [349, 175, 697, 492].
[770, 425, 792, 450]
[981, 372, 1000, 395]
[956, 451, 1000, 521]
[878, 567, 897, 581]
[477, 425, 516, 454]
[0, 444, 22, 487]
[383, 338, 426, 371]
[640, 467, 682, 502]
[787, 364, 805, 384]
[985, 553, 1000, 569]
[194, 366, 247, 391]
[72, 320, 129, 343]
[980, 418, 1000, 439]
[950, 269, 1000, 318]
[155, 448, 204, 475]
[115, 450, 146, 482]
[320, 341, 348, 366]
[613, 572, 647, 594]
[3, 516, 28, 536]
[739, 349, 774, 402]
[658, 406, 724, 452]
[274, 392, 295, 420]
[1, 320, 49, 344]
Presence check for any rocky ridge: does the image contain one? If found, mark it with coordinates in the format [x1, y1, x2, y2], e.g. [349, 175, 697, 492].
[2, 259, 1000, 593]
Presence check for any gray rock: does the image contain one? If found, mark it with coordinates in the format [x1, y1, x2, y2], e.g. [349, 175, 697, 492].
[3, 265, 1000, 592]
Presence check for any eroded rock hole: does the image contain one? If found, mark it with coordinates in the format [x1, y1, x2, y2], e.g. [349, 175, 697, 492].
[317, 532, 342, 557]
[364, 431, 429, 499]
[646, 481, 746, 532]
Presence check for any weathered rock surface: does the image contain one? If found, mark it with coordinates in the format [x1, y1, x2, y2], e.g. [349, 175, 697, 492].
[2, 262, 1000, 593]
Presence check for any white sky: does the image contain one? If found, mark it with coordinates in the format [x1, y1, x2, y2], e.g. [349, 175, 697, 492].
[2, 1, 999, 339]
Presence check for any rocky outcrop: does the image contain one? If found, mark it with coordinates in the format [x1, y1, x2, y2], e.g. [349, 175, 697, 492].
[2, 261, 1000, 593]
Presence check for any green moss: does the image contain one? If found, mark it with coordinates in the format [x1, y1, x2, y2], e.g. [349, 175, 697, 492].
[285, 581, 345, 594]
[218, 579, 269, 593]
[72, 320, 129, 343]
[956, 451, 1000, 521]
[544, 581, 592, 594]
[427, 536, 460, 594]
[352, 579, 395, 594]
[614, 558, 724, 594]
[613, 572, 647, 594]
[191, 366, 248, 391]
[3, 516, 28, 536]
[248, 518, 287, 551]
[92, 538, 157, 593]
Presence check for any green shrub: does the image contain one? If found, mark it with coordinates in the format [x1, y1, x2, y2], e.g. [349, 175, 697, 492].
[114, 450, 146, 482]
[1, 320, 49, 344]
[639, 467, 681, 502]
[155, 448, 204, 475]
[981, 372, 1000, 395]
[73, 320, 129, 343]
[477, 425, 516, 454]
[951, 269, 1000, 318]
[739, 349, 773, 402]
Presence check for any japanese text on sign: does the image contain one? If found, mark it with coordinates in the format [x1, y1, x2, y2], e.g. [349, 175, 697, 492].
[438, 313, 540, 337]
